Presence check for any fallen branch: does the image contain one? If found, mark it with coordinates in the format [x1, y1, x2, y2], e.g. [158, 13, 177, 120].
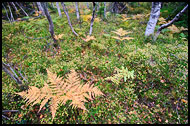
[154, 4, 188, 41]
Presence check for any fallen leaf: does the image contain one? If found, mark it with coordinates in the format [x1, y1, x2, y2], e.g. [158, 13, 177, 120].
[181, 99, 188, 104]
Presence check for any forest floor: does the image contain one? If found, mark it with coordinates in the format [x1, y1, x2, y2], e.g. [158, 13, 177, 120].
[2, 3, 188, 124]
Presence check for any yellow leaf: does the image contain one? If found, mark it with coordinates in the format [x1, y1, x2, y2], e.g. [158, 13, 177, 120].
[181, 99, 188, 104]
[17, 18, 21, 21]
[168, 24, 180, 33]
[38, 11, 42, 14]
[54, 34, 64, 40]
[180, 26, 188, 31]
[112, 28, 132, 36]
[121, 37, 134, 41]
[82, 35, 96, 42]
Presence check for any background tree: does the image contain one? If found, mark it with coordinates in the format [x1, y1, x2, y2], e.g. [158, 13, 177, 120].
[89, 2, 96, 35]
[41, 2, 58, 48]
[61, 2, 79, 36]
[104, 2, 106, 19]
[145, 2, 162, 37]
[37, 2, 45, 16]
[56, 2, 62, 17]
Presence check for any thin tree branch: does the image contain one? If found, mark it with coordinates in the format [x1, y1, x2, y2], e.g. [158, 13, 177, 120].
[61, 2, 79, 36]
[15, 2, 29, 17]
[2, 3, 11, 23]
[7, 2, 14, 22]
[154, 4, 188, 40]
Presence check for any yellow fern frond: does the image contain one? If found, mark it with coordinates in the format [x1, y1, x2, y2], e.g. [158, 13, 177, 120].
[16, 69, 103, 120]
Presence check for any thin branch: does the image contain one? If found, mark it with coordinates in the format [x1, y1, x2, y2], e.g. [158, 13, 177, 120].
[61, 2, 79, 36]
[2, 3, 11, 23]
[154, 4, 188, 40]
[15, 2, 29, 17]
[2, 115, 10, 120]
[2, 110, 19, 113]
[7, 2, 14, 22]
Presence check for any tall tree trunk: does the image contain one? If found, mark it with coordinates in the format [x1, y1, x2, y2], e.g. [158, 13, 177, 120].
[154, 4, 188, 40]
[104, 2, 106, 19]
[37, 2, 45, 16]
[51, 2, 54, 8]
[56, 2, 62, 17]
[97, 2, 99, 11]
[10, 2, 18, 17]
[87, 2, 89, 9]
[15, 2, 29, 17]
[145, 2, 162, 37]
[61, 2, 79, 36]
[89, 2, 96, 36]
[2, 3, 11, 23]
[75, 2, 80, 22]
[7, 2, 14, 22]
[41, 2, 58, 47]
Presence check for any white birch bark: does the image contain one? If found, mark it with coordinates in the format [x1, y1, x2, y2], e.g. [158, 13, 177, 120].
[75, 2, 80, 22]
[37, 2, 45, 16]
[41, 2, 57, 46]
[104, 2, 106, 19]
[89, 2, 96, 35]
[154, 4, 188, 40]
[56, 2, 62, 17]
[15, 2, 29, 17]
[61, 2, 79, 36]
[97, 2, 99, 11]
[51, 2, 54, 8]
[145, 2, 162, 37]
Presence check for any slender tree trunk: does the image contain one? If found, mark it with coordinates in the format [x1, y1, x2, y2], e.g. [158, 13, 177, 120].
[15, 2, 29, 17]
[87, 2, 89, 9]
[10, 2, 18, 17]
[56, 2, 62, 17]
[7, 2, 14, 22]
[89, 2, 96, 36]
[37, 2, 45, 16]
[41, 2, 58, 47]
[154, 4, 188, 40]
[2, 62, 22, 84]
[61, 2, 79, 36]
[75, 2, 80, 22]
[51, 2, 54, 8]
[145, 2, 162, 37]
[2, 3, 11, 23]
[104, 2, 106, 19]
[97, 2, 99, 11]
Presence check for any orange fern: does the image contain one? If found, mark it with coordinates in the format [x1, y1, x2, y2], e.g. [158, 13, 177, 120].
[16, 69, 104, 120]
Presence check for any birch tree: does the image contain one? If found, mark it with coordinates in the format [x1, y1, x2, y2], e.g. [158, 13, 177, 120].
[61, 2, 79, 36]
[104, 2, 106, 19]
[75, 2, 80, 22]
[10, 2, 18, 17]
[89, 2, 96, 36]
[145, 2, 162, 37]
[56, 2, 62, 17]
[154, 4, 188, 40]
[51, 2, 54, 8]
[37, 2, 45, 16]
[41, 2, 58, 47]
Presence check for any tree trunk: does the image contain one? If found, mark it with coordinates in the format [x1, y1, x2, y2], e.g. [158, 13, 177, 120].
[37, 2, 45, 16]
[87, 2, 89, 9]
[104, 2, 106, 19]
[7, 2, 14, 22]
[89, 2, 96, 36]
[97, 2, 99, 11]
[154, 4, 188, 40]
[10, 2, 18, 17]
[61, 2, 79, 36]
[145, 2, 162, 37]
[15, 2, 29, 17]
[2, 3, 11, 23]
[51, 2, 54, 8]
[75, 2, 80, 22]
[2, 62, 22, 84]
[41, 2, 58, 47]
[56, 2, 62, 17]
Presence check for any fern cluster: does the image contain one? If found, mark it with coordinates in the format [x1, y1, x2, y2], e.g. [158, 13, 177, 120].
[16, 69, 104, 120]
[105, 66, 134, 85]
